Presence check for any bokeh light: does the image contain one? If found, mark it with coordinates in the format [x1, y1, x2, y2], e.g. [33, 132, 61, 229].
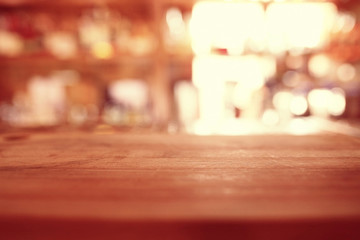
[308, 54, 333, 78]
[91, 41, 114, 59]
[337, 63, 356, 82]
[290, 95, 308, 116]
[0, 0, 359, 136]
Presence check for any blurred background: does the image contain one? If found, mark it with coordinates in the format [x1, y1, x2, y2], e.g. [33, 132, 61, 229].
[1, 0, 360, 135]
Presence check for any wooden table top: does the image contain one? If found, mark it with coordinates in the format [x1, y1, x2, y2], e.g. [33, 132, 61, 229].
[1, 131, 360, 239]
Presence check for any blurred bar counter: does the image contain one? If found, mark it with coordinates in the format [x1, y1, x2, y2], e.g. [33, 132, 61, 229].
[1, 130, 360, 239]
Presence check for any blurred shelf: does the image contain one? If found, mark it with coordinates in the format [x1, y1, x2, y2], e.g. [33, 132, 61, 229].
[0, 0, 196, 6]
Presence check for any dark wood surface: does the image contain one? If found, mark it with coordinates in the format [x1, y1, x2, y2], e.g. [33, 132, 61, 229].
[1, 131, 360, 239]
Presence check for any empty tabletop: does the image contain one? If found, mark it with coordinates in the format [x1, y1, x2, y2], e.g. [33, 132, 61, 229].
[1, 131, 360, 239]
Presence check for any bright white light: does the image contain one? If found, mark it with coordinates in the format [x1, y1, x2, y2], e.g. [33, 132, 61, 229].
[337, 63, 356, 82]
[289, 118, 307, 135]
[266, 3, 337, 51]
[260, 55, 277, 79]
[232, 83, 253, 109]
[192, 55, 265, 133]
[328, 88, 346, 116]
[190, 1, 264, 55]
[290, 95, 308, 116]
[197, 84, 224, 134]
[308, 88, 346, 117]
[273, 91, 292, 112]
[190, 2, 336, 55]
[308, 89, 331, 108]
[262, 109, 279, 126]
[193, 55, 265, 89]
[288, 118, 319, 135]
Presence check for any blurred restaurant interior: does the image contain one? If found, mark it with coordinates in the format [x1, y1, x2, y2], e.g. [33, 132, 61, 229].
[1, 0, 360, 135]
[2, 1, 360, 239]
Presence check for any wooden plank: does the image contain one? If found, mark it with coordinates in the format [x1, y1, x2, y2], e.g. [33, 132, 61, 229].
[0, 132, 360, 239]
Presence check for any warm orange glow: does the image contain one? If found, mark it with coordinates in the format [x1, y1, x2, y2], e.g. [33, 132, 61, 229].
[79, 21, 110, 47]
[0, 30, 24, 57]
[91, 41, 114, 59]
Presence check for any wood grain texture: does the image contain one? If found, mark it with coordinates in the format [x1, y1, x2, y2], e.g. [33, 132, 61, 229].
[1, 131, 360, 239]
